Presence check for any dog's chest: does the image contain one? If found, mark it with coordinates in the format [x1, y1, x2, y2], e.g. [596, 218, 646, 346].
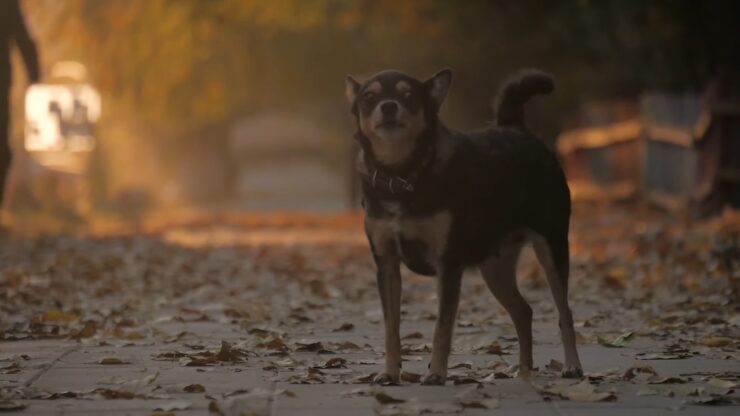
[377, 202, 451, 275]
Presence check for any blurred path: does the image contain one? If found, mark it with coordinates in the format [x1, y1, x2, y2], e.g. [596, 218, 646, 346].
[231, 160, 347, 212]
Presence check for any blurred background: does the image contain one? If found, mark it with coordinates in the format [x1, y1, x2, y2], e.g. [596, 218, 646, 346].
[4, 0, 740, 230]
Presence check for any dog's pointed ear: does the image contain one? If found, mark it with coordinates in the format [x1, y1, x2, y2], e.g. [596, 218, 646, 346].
[425, 68, 452, 111]
[345, 75, 361, 105]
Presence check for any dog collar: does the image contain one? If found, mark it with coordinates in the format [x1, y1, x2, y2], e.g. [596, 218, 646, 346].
[360, 142, 435, 196]
[366, 169, 415, 194]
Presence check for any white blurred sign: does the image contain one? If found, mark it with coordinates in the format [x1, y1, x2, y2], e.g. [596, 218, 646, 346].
[25, 83, 101, 152]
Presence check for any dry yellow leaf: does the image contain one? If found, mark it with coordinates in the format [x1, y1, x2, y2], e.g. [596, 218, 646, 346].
[700, 336, 733, 347]
[43, 309, 78, 323]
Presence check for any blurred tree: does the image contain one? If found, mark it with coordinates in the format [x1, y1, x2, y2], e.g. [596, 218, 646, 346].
[25, 0, 740, 131]
[16, 0, 740, 209]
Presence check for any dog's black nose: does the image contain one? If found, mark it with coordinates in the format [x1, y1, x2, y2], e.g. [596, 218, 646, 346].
[380, 101, 398, 116]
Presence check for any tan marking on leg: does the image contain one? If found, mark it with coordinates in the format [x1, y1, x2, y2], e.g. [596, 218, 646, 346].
[376, 255, 402, 382]
[423, 266, 463, 385]
[366, 218, 402, 383]
[393, 211, 455, 385]
[480, 235, 532, 376]
[527, 231, 582, 377]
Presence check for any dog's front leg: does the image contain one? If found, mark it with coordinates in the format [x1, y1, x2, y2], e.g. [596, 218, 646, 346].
[423, 264, 463, 385]
[373, 252, 402, 384]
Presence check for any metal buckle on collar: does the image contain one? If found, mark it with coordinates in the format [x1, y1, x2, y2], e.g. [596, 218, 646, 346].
[394, 176, 414, 192]
[388, 176, 414, 194]
[370, 169, 414, 193]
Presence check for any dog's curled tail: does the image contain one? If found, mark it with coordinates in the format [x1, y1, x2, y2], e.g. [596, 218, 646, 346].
[494, 69, 554, 127]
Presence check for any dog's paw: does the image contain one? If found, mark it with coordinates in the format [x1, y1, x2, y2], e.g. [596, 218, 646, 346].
[514, 365, 534, 379]
[421, 372, 446, 386]
[373, 372, 400, 385]
[561, 365, 584, 379]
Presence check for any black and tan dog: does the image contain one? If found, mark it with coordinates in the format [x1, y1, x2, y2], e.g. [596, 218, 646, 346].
[345, 68, 583, 385]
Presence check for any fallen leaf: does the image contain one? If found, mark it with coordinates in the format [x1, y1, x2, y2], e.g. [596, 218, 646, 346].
[208, 401, 221, 414]
[248, 328, 273, 338]
[479, 341, 505, 354]
[700, 337, 733, 347]
[153, 402, 190, 411]
[401, 331, 423, 340]
[597, 331, 634, 348]
[455, 385, 500, 409]
[294, 341, 324, 352]
[378, 398, 462, 415]
[258, 337, 289, 352]
[707, 378, 738, 389]
[164, 331, 189, 343]
[623, 365, 657, 381]
[400, 371, 421, 383]
[98, 357, 127, 365]
[460, 398, 499, 409]
[539, 380, 617, 402]
[0, 400, 26, 411]
[264, 357, 302, 370]
[374, 390, 405, 404]
[350, 372, 377, 384]
[586, 368, 622, 382]
[0, 362, 20, 375]
[450, 375, 480, 385]
[153, 351, 189, 360]
[185, 356, 217, 367]
[70, 321, 97, 340]
[546, 359, 564, 372]
[274, 389, 296, 398]
[285, 368, 326, 384]
[635, 352, 690, 360]
[341, 386, 381, 397]
[331, 341, 360, 350]
[318, 357, 347, 369]
[183, 384, 205, 393]
[124, 331, 145, 340]
[216, 341, 246, 362]
[308, 280, 335, 299]
[648, 376, 686, 384]
[91, 388, 138, 399]
[575, 331, 590, 344]
[332, 323, 354, 332]
[685, 396, 740, 406]
[43, 309, 77, 323]
[401, 343, 431, 354]
[605, 266, 629, 289]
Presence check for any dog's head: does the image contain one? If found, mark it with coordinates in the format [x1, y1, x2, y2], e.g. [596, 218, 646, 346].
[345, 69, 451, 166]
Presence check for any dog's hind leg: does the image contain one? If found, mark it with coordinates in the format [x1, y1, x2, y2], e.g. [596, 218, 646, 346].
[479, 236, 533, 377]
[529, 231, 583, 378]
[422, 264, 463, 385]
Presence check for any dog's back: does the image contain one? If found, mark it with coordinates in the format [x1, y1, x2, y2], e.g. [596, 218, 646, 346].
[440, 71, 569, 265]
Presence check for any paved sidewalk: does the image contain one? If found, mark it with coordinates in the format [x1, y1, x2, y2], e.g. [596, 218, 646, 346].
[2, 311, 739, 416]
[1, 213, 738, 415]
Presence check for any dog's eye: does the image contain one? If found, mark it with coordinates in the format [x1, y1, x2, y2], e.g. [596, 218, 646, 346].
[363, 92, 376, 101]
